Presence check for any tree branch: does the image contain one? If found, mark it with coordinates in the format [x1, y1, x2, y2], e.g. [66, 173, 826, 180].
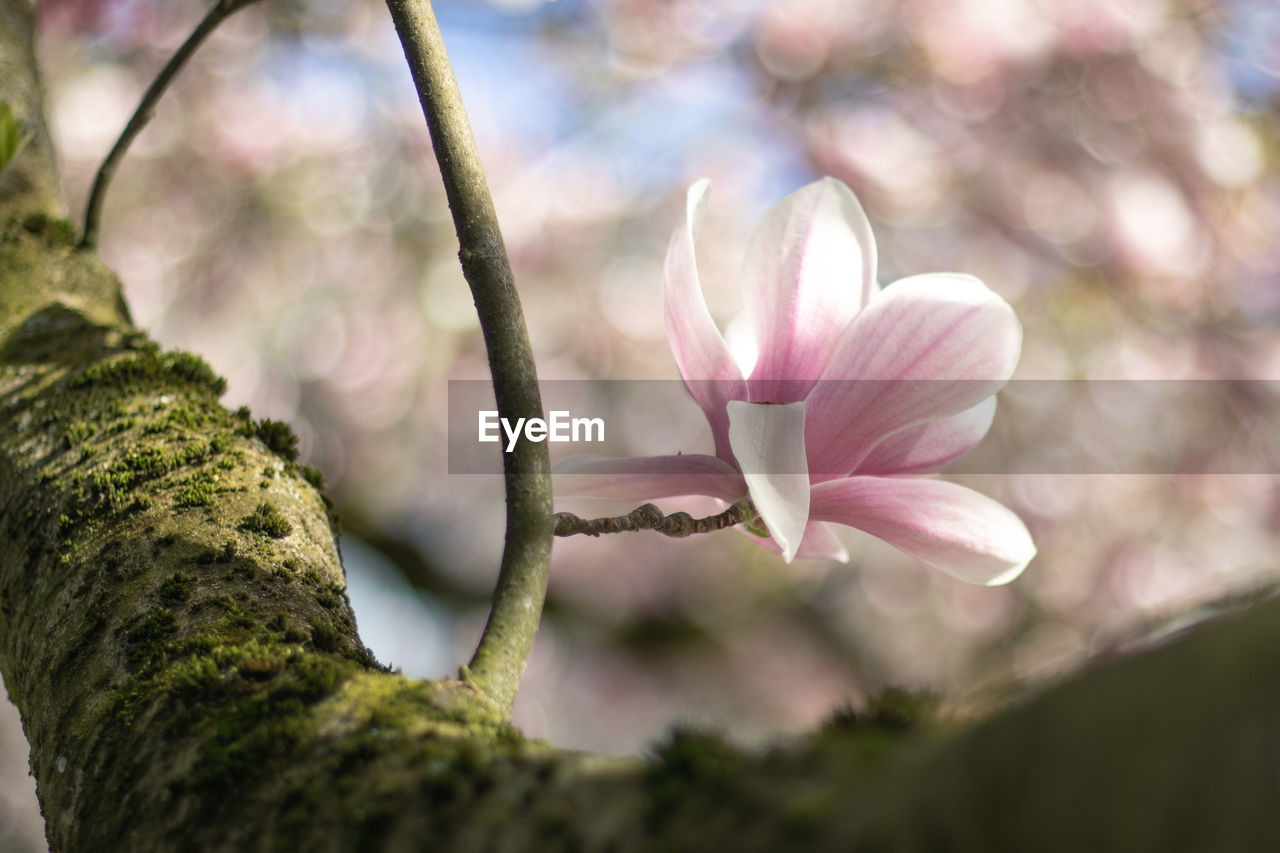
[384, 0, 552, 713]
[554, 498, 755, 538]
[79, 0, 263, 249]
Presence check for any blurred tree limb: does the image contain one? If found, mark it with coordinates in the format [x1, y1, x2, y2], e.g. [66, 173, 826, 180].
[385, 0, 552, 714]
[5, 0, 1280, 849]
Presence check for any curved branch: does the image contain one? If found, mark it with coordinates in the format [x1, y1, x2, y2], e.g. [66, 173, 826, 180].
[384, 0, 552, 713]
[80, 0, 263, 249]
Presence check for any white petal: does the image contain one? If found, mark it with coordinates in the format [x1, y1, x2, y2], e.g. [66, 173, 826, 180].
[727, 401, 811, 563]
[743, 177, 877, 403]
[724, 310, 760, 379]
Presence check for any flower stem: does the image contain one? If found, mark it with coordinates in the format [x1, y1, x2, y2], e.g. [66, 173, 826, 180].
[555, 498, 755, 538]
[80, 0, 263, 249]
[385, 0, 552, 714]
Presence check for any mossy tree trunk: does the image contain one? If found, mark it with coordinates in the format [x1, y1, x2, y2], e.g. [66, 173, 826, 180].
[3, 2, 1280, 850]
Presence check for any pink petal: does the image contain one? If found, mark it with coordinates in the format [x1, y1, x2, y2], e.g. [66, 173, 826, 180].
[810, 477, 1035, 585]
[727, 401, 810, 563]
[744, 178, 877, 403]
[741, 520, 850, 562]
[664, 180, 747, 460]
[804, 273, 1021, 476]
[855, 397, 997, 475]
[553, 454, 747, 503]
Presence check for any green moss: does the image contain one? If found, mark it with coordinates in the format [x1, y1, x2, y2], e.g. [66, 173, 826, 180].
[158, 573, 191, 605]
[20, 212, 78, 247]
[200, 596, 254, 630]
[175, 633, 219, 657]
[107, 629, 354, 764]
[241, 502, 291, 538]
[69, 349, 227, 397]
[125, 606, 176, 669]
[650, 728, 741, 780]
[253, 419, 299, 461]
[115, 445, 172, 477]
[319, 494, 341, 536]
[643, 727, 746, 833]
[146, 404, 212, 434]
[310, 621, 341, 653]
[299, 465, 325, 490]
[63, 420, 92, 446]
[820, 687, 940, 735]
[138, 651, 358, 817]
[174, 442, 207, 468]
[166, 656, 222, 697]
[60, 435, 227, 521]
[173, 473, 219, 509]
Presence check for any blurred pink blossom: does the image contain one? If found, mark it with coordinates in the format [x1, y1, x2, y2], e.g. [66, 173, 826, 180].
[558, 178, 1036, 584]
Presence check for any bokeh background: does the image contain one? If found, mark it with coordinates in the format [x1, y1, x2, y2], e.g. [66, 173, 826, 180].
[4, 0, 1279, 848]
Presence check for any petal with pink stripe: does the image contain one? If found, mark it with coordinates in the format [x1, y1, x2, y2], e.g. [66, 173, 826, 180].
[810, 476, 1035, 585]
[743, 177, 877, 403]
[855, 397, 997, 476]
[804, 274, 1021, 476]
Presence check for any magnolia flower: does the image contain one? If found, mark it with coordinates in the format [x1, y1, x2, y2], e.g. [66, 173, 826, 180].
[557, 178, 1035, 585]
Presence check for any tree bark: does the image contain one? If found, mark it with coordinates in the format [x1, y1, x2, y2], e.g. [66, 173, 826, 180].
[3, 2, 1279, 850]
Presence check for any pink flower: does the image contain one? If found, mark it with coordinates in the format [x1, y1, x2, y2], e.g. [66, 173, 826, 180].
[557, 178, 1035, 585]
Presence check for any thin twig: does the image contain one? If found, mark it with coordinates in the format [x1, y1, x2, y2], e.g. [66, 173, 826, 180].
[555, 499, 756, 538]
[80, 0, 262, 249]
[385, 0, 552, 714]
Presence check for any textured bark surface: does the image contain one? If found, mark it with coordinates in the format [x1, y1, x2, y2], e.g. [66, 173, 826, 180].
[3, 1, 1280, 850]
